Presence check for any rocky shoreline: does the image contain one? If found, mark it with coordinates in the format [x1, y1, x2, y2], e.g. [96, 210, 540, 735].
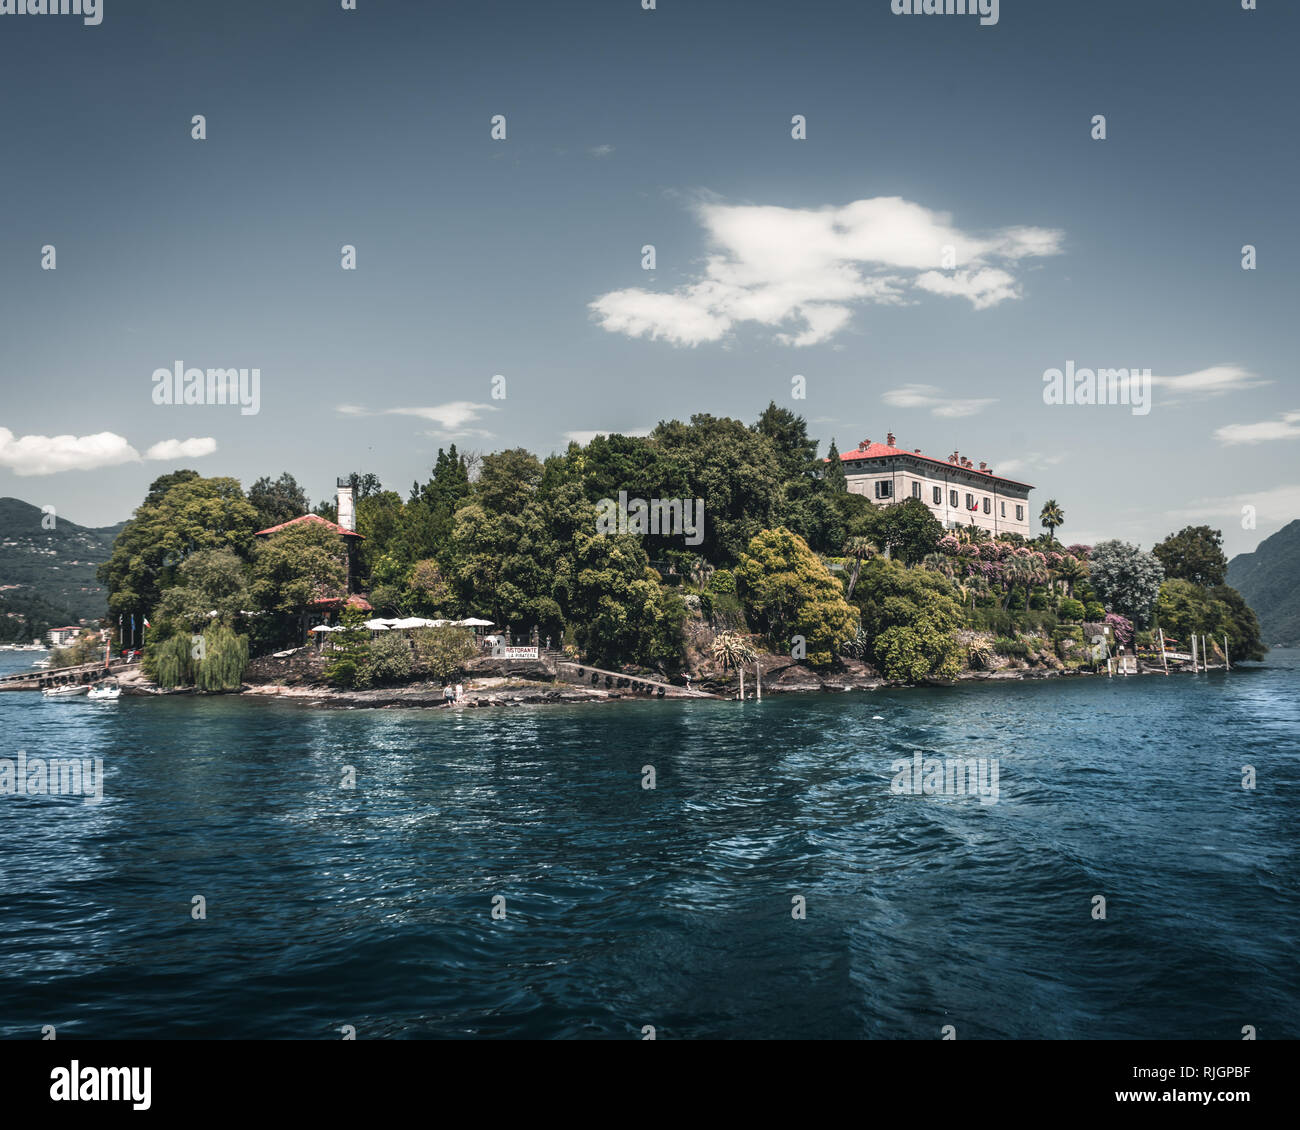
[95, 651, 1206, 711]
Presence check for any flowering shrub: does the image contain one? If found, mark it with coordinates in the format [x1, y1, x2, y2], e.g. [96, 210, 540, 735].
[937, 534, 960, 555]
[1104, 612, 1134, 647]
[1067, 544, 1092, 560]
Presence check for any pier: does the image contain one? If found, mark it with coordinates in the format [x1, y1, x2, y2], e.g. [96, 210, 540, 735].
[0, 658, 138, 692]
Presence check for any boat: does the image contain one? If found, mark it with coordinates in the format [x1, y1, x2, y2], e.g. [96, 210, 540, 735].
[88, 683, 122, 700]
[42, 683, 89, 698]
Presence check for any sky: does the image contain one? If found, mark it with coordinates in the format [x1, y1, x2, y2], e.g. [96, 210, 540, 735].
[0, 0, 1296, 558]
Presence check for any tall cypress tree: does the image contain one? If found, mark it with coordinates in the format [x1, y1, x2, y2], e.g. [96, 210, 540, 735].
[824, 438, 848, 493]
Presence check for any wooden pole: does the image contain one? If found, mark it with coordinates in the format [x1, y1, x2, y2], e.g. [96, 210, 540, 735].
[1224, 633, 1231, 671]
[739, 665, 745, 701]
[1191, 634, 1198, 672]
[1157, 627, 1169, 676]
[755, 661, 761, 701]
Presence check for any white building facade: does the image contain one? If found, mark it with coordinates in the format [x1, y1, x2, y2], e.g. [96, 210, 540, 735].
[839, 434, 1034, 538]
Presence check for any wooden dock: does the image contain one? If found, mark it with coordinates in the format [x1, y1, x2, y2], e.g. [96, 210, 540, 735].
[555, 662, 716, 698]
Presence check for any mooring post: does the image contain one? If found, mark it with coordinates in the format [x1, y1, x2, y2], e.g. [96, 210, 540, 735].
[1158, 627, 1169, 676]
[1224, 633, 1231, 671]
[738, 665, 744, 701]
[1191, 634, 1198, 673]
[755, 661, 761, 702]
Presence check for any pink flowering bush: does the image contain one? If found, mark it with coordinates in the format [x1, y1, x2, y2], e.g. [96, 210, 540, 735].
[1104, 612, 1134, 647]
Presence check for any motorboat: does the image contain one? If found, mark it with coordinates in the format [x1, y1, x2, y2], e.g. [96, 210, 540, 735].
[42, 683, 89, 698]
[88, 683, 122, 700]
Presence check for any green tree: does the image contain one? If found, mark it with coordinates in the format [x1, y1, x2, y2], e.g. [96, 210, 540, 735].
[247, 473, 309, 530]
[823, 438, 848, 494]
[323, 605, 370, 688]
[412, 626, 479, 680]
[868, 498, 944, 565]
[842, 536, 878, 600]
[193, 623, 249, 692]
[568, 529, 686, 671]
[249, 521, 349, 648]
[1039, 499, 1065, 544]
[734, 527, 858, 667]
[155, 548, 251, 633]
[753, 401, 818, 483]
[851, 557, 964, 682]
[1153, 526, 1229, 588]
[99, 474, 260, 621]
[651, 413, 784, 564]
[1090, 540, 1165, 626]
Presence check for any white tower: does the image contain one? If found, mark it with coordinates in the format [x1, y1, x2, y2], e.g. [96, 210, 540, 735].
[336, 478, 355, 532]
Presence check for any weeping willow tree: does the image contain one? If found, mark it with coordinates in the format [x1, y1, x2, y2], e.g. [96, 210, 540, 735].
[150, 632, 195, 689]
[194, 624, 249, 692]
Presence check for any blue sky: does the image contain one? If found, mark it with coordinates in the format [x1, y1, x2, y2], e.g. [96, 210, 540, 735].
[0, 0, 1296, 557]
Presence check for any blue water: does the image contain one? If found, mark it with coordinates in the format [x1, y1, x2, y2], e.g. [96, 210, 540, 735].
[0, 649, 1296, 1040]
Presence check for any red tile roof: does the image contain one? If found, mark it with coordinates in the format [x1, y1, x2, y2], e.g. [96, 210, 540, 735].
[254, 513, 363, 538]
[833, 442, 1034, 489]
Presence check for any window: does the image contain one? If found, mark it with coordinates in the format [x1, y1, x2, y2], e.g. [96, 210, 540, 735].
[875, 480, 893, 500]
[983, 498, 991, 514]
[912, 481, 921, 499]
[965, 493, 975, 510]
[949, 489, 959, 507]
[1000, 501, 1006, 517]
[1016, 504, 1024, 521]
[933, 485, 942, 505]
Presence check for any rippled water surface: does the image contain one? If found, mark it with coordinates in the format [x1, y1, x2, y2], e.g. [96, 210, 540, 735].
[1, 650, 1297, 1039]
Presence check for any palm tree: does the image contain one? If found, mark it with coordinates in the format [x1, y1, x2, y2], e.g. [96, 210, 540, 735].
[1056, 555, 1088, 599]
[711, 630, 758, 700]
[1039, 499, 1065, 544]
[921, 552, 954, 579]
[1001, 557, 1027, 611]
[841, 536, 878, 600]
[1021, 556, 1048, 612]
[711, 630, 757, 671]
[689, 556, 715, 591]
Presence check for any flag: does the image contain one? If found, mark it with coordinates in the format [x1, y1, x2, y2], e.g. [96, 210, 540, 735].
[143, 617, 151, 629]
[131, 615, 136, 632]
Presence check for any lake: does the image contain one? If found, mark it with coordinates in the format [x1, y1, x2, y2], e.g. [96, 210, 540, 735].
[1, 649, 1296, 1039]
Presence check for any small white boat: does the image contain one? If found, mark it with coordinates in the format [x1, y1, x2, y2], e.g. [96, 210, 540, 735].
[42, 683, 89, 698]
[88, 684, 122, 700]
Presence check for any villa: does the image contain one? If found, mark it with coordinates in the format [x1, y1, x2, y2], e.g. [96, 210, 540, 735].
[837, 432, 1034, 537]
[254, 478, 370, 623]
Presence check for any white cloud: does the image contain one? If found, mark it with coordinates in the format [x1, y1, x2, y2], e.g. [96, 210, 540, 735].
[913, 268, 1020, 311]
[588, 144, 615, 158]
[993, 453, 1065, 477]
[1215, 409, 1300, 445]
[338, 401, 497, 438]
[1168, 483, 1300, 524]
[145, 437, 218, 461]
[0, 428, 221, 476]
[1151, 364, 1269, 398]
[882, 383, 998, 418]
[590, 195, 1063, 347]
[0, 428, 140, 476]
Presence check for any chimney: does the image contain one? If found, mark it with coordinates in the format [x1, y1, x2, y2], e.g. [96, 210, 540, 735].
[336, 477, 355, 532]
[886, 431, 896, 447]
[913, 448, 922, 454]
[979, 461, 987, 471]
[860, 438, 872, 450]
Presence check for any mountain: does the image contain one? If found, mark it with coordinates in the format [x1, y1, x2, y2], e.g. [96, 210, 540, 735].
[1227, 519, 1300, 648]
[0, 498, 125, 642]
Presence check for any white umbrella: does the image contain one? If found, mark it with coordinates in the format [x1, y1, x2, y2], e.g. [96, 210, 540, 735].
[457, 618, 494, 627]
[310, 625, 341, 633]
[391, 617, 436, 629]
[363, 619, 394, 631]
